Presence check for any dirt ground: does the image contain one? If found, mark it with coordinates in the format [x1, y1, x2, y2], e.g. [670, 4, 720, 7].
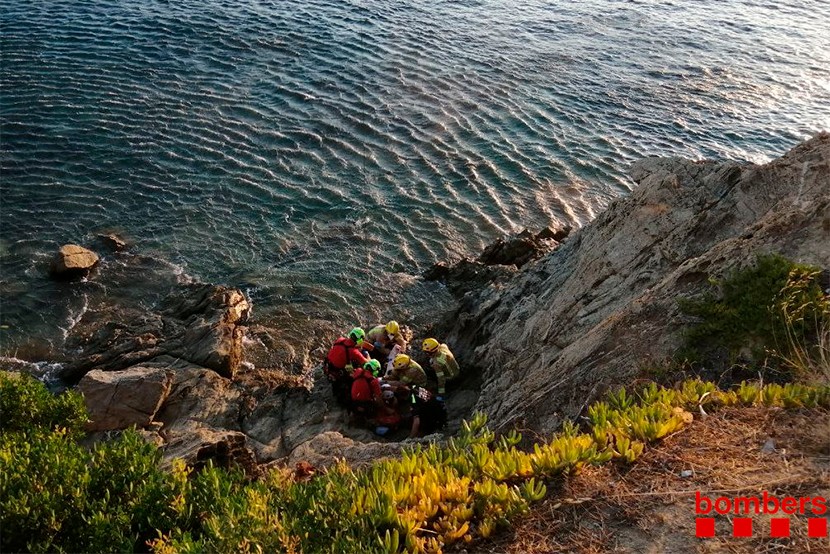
[474, 406, 830, 553]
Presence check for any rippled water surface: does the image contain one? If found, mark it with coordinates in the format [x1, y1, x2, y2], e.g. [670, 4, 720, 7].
[2, 0, 829, 355]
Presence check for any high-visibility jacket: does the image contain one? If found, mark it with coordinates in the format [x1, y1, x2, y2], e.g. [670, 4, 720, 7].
[367, 324, 407, 351]
[390, 359, 427, 387]
[430, 343, 460, 395]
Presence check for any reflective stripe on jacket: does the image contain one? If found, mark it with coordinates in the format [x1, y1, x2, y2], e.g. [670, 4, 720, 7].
[432, 343, 460, 394]
[393, 360, 427, 387]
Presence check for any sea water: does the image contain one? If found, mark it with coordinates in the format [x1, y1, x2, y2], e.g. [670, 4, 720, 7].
[2, 0, 828, 358]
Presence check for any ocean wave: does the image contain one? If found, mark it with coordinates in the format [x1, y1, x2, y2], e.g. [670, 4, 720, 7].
[2, 0, 828, 349]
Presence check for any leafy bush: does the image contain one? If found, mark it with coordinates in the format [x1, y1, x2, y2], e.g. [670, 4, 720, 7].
[0, 371, 88, 439]
[1, 427, 92, 552]
[0, 373, 178, 553]
[3, 372, 828, 553]
[678, 254, 827, 380]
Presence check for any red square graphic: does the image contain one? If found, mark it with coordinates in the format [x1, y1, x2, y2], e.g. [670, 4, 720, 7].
[770, 518, 790, 538]
[696, 518, 715, 538]
[808, 518, 828, 538]
[733, 518, 752, 537]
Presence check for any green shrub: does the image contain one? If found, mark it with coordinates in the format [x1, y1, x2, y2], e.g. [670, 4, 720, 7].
[678, 254, 826, 379]
[0, 373, 92, 552]
[0, 428, 91, 552]
[0, 373, 179, 553]
[0, 372, 88, 439]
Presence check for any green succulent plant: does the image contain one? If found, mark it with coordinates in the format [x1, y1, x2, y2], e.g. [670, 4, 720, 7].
[3, 366, 828, 554]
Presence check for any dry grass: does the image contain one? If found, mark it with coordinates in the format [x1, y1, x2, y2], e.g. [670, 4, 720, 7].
[470, 407, 830, 554]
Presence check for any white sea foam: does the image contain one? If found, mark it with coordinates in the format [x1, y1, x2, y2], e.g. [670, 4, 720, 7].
[0, 356, 64, 381]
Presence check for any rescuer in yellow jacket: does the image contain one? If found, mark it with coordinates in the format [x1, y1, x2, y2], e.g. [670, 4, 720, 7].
[366, 320, 407, 364]
[421, 338, 460, 398]
[387, 354, 427, 388]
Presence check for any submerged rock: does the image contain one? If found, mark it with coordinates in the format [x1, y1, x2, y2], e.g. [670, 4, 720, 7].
[50, 244, 99, 279]
[96, 233, 129, 252]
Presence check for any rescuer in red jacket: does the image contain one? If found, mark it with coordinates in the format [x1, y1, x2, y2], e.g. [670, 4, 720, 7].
[324, 327, 369, 407]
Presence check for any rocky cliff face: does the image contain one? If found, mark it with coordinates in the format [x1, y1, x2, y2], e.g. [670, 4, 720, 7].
[58, 133, 829, 473]
[443, 132, 829, 434]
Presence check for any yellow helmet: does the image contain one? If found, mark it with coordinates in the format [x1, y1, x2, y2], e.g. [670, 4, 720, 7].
[385, 320, 400, 335]
[422, 338, 440, 353]
[393, 354, 410, 370]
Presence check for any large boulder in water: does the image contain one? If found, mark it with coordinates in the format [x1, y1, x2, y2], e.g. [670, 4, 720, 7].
[50, 244, 99, 279]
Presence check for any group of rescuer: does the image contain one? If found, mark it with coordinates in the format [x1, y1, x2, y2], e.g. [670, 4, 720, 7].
[322, 320, 460, 438]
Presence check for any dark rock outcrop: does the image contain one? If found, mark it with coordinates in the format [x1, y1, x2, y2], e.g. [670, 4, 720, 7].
[423, 259, 517, 297]
[50, 244, 99, 279]
[477, 226, 571, 268]
[424, 226, 570, 297]
[59, 283, 249, 384]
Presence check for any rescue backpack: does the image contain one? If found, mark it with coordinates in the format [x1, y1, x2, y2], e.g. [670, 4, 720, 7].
[324, 340, 351, 382]
[351, 368, 376, 402]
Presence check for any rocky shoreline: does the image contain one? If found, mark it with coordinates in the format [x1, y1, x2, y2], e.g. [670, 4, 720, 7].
[6, 132, 829, 475]
[440, 131, 829, 434]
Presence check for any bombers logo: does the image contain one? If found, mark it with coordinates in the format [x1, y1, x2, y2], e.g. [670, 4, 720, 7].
[695, 491, 828, 538]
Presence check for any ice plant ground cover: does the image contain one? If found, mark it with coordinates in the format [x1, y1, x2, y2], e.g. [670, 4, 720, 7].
[2, 372, 828, 554]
